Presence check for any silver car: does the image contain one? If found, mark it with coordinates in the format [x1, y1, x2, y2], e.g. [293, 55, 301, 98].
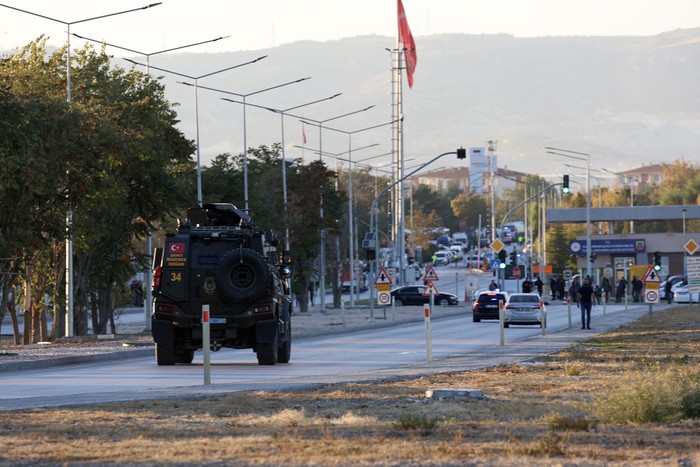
[504, 293, 545, 328]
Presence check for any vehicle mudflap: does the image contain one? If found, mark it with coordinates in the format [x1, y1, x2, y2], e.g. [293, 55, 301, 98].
[152, 318, 175, 343]
[255, 319, 278, 344]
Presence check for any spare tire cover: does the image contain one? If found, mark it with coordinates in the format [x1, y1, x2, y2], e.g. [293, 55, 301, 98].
[216, 248, 272, 303]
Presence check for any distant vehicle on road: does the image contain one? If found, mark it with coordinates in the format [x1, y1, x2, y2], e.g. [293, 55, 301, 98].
[390, 285, 459, 307]
[503, 293, 545, 328]
[472, 291, 508, 322]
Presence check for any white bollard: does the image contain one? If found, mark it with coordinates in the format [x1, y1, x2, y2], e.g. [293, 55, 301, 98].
[424, 304, 432, 361]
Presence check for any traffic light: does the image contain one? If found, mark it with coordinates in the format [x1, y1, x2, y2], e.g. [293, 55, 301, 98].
[562, 175, 570, 194]
[498, 249, 507, 265]
[366, 249, 376, 261]
[457, 147, 466, 159]
[654, 251, 661, 271]
[510, 251, 517, 265]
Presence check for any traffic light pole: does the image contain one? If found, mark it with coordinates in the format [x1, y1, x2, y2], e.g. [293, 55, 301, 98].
[501, 183, 562, 228]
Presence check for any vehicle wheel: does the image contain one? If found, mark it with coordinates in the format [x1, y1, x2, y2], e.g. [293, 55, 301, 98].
[277, 320, 292, 364]
[473, 316, 480, 323]
[216, 248, 272, 303]
[395, 299, 403, 306]
[175, 348, 195, 364]
[155, 342, 177, 365]
[257, 329, 279, 366]
[439, 298, 449, 306]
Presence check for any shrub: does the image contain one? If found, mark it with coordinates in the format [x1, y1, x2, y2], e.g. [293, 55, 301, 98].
[594, 365, 700, 424]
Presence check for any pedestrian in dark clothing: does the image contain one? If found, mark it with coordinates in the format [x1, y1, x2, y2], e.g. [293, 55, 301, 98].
[632, 276, 643, 302]
[558, 277, 566, 302]
[615, 278, 626, 303]
[534, 275, 544, 298]
[578, 278, 594, 329]
[308, 283, 315, 306]
[522, 277, 533, 293]
[569, 277, 580, 306]
[665, 276, 674, 304]
[550, 276, 558, 300]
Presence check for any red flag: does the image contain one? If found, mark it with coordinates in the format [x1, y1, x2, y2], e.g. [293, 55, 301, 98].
[302, 123, 307, 144]
[397, 0, 417, 88]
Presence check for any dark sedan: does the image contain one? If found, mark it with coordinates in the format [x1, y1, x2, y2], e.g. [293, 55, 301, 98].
[390, 285, 459, 306]
[472, 291, 508, 322]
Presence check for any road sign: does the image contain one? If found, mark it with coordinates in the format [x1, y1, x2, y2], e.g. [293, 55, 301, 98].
[375, 284, 391, 293]
[490, 238, 505, 253]
[513, 266, 521, 279]
[563, 269, 572, 280]
[377, 291, 391, 305]
[644, 289, 659, 304]
[423, 281, 439, 296]
[684, 239, 699, 255]
[642, 265, 661, 283]
[686, 256, 700, 293]
[374, 267, 393, 286]
[423, 266, 439, 282]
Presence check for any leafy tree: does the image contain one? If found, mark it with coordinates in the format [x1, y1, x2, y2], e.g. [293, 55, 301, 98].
[0, 38, 195, 339]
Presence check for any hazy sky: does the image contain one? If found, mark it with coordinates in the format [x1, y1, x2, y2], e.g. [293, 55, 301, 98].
[1, 0, 699, 55]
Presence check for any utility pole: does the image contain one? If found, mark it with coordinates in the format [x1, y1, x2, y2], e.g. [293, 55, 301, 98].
[487, 140, 498, 241]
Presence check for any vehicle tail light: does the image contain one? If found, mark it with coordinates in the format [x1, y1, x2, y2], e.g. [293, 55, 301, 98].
[153, 266, 163, 290]
[156, 304, 174, 314]
[254, 305, 271, 314]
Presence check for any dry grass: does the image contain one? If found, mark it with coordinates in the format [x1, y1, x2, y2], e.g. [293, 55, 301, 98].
[1, 307, 700, 466]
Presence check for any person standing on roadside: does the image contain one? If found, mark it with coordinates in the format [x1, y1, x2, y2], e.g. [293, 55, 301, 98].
[665, 276, 674, 304]
[578, 278, 594, 329]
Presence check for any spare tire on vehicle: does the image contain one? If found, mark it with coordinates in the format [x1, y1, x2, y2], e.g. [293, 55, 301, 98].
[216, 248, 272, 303]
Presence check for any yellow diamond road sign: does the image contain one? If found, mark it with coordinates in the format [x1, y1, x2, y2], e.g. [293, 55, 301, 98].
[684, 239, 699, 255]
[490, 238, 505, 253]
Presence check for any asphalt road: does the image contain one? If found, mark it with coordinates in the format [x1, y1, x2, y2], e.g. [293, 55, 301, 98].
[0, 299, 665, 412]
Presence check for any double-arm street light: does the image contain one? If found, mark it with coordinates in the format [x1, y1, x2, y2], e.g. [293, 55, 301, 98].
[72, 33, 231, 331]
[300, 119, 397, 303]
[0, 2, 162, 338]
[221, 93, 343, 252]
[182, 78, 312, 211]
[546, 146, 592, 279]
[295, 106, 376, 311]
[125, 56, 268, 207]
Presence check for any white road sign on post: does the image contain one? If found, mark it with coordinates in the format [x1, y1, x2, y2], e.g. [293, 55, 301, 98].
[686, 256, 700, 293]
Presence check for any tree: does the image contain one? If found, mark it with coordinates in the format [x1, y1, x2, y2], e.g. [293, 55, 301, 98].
[0, 38, 195, 339]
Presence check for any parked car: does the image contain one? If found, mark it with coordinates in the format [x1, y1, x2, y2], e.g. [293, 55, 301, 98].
[472, 291, 508, 322]
[503, 293, 545, 328]
[671, 280, 699, 303]
[390, 285, 459, 306]
[448, 245, 464, 260]
[659, 275, 685, 300]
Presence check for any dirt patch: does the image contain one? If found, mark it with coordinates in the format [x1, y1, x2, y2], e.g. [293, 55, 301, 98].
[0, 306, 699, 465]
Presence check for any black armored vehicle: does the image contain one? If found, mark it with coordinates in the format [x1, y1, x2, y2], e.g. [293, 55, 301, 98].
[151, 203, 292, 366]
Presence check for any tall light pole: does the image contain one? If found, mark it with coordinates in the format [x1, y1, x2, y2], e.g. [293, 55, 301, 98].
[221, 93, 343, 252]
[0, 2, 162, 338]
[181, 78, 311, 211]
[303, 119, 396, 302]
[297, 105, 376, 310]
[293, 143, 384, 306]
[125, 56, 268, 206]
[602, 168, 636, 233]
[72, 33, 230, 331]
[546, 147, 592, 279]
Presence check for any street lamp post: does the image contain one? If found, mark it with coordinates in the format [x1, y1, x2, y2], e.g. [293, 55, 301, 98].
[294, 143, 385, 306]
[0, 2, 162, 338]
[125, 56, 268, 207]
[296, 106, 376, 310]
[182, 78, 312, 211]
[72, 34, 232, 332]
[303, 119, 396, 304]
[602, 168, 635, 233]
[546, 147, 592, 279]
[220, 94, 343, 256]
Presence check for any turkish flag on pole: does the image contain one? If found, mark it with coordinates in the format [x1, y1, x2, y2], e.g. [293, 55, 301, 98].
[397, 0, 417, 88]
[301, 123, 307, 144]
